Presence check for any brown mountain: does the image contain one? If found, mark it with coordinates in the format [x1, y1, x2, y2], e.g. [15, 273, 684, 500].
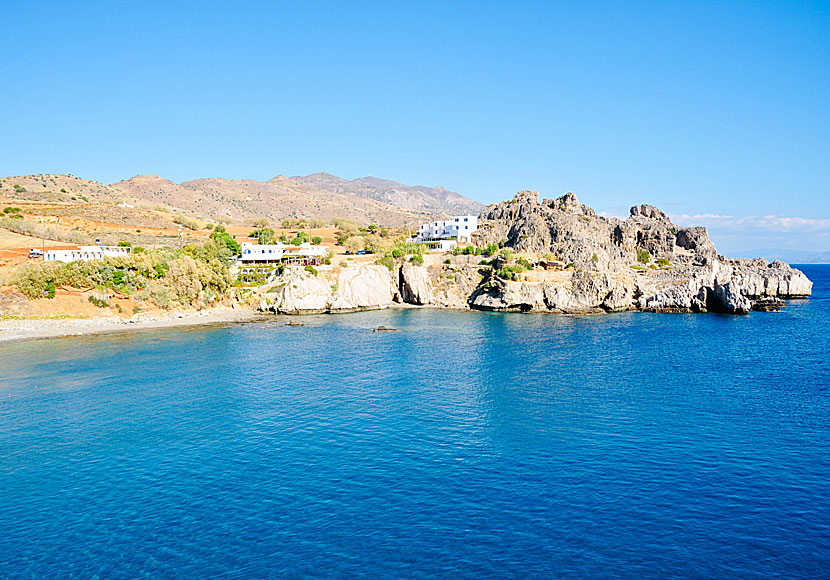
[1, 172, 483, 227]
[292, 172, 484, 215]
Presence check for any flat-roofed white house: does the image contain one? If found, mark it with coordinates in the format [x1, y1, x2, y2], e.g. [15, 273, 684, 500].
[44, 245, 132, 262]
[237, 242, 327, 282]
[411, 215, 478, 251]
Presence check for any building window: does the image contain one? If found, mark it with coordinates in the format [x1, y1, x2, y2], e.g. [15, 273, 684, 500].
[464, 217, 468, 222]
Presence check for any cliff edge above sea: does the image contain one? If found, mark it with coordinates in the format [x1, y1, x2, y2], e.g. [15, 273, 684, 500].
[259, 191, 812, 316]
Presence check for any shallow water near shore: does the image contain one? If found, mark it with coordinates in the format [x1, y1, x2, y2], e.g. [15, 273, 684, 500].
[1, 265, 829, 579]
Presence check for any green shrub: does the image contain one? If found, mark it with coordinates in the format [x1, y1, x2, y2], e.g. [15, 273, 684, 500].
[636, 249, 651, 263]
[304, 264, 318, 276]
[118, 241, 131, 247]
[363, 234, 382, 253]
[444, 258, 452, 264]
[591, 253, 599, 262]
[250, 227, 275, 244]
[45, 282, 56, 299]
[311, 236, 322, 245]
[656, 257, 670, 266]
[13, 185, 25, 193]
[482, 243, 499, 256]
[291, 231, 310, 245]
[410, 254, 424, 265]
[2, 207, 21, 214]
[88, 295, 109, 308]
[173, 215, 199, 231]
[210, 225, 241, 254]
[344, 236, 364, 253]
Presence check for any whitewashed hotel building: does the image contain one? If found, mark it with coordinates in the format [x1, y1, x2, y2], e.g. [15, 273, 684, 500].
[237, 242, 327, 282]
[412, 215, 478, 251]
[45, 245, 132, 262]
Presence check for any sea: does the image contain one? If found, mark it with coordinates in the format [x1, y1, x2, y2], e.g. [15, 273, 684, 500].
[1, 265, 828, 579]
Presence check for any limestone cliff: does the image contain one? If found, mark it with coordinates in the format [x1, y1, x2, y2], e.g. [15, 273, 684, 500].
[263, 265, 396, 314]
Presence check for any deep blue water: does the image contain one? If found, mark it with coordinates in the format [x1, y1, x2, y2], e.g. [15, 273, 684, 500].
[1, 266, 829, 579]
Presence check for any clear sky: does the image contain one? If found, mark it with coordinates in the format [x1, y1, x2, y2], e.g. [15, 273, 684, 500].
[1, 1, 828, 257]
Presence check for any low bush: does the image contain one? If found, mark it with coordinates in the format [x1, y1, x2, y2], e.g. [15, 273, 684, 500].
[88, 295, 109, 308]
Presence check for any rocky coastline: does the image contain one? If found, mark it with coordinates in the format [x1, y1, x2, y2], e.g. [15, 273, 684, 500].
[1, 191, 814, 344]
[259, 191, 812, 316]
[0, 307, 257, 343]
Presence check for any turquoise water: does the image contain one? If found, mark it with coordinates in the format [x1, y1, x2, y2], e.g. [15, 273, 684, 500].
[1, 266, 829, 579]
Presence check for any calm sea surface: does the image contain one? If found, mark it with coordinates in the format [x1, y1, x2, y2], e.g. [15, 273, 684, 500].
[1, 265, 829, 579]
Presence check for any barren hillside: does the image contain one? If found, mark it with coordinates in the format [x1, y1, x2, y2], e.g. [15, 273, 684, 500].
[1, 171, 483, 227]
[293, 172, 484, 215]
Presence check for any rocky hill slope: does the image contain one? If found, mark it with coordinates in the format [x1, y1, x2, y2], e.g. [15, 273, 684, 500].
[113, 174, 431, 226]
[259, 190, 812, 316]
[1, 172, 483, 227]
[292, 172, 484, 215]
[466, 190, 811, 313]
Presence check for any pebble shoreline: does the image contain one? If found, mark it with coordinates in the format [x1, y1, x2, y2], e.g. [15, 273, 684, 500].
[0, 307, 258, 344]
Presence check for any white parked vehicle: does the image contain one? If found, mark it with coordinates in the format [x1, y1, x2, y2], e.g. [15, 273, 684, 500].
[28, 248, 44, 259]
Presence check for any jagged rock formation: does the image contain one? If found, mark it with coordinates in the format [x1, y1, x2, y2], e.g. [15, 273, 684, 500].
[259, 190, 812, 316]
[470, 191, 811, 314]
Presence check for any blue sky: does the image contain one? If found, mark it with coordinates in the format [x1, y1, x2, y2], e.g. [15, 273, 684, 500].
[1, 1, 828, 257]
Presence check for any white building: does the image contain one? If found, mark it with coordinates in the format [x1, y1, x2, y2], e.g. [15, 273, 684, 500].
[412, 215, 478, 251]
[239, 242, 327, 264]
[45, 245, 132, 262]
[238, 242, 327, 282]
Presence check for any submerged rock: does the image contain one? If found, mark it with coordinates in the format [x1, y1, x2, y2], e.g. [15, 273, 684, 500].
[372, 326, 399, 332]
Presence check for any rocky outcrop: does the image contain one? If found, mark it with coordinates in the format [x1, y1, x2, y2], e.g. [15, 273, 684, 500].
[269, 269, 332, 314]
[329, 265, 396, 312]
[398, 263, 434, 305]
[469, 190, 812, 315]
[264, 264, 395, 314]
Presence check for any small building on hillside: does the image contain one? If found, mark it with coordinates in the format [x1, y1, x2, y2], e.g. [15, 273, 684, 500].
[411, 215, 479, 251]
[45, 245, 132, 263]
[237, 242, 327, 282]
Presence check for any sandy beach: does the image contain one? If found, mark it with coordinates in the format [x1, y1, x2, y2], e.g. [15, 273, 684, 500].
[0, 307, 259, 344]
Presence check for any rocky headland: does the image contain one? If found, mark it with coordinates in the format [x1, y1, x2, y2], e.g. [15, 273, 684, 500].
[260, 190, 812, 316]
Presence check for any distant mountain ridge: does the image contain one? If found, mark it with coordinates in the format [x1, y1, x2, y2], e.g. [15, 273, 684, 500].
[0, 172, 483, 227]
[292, 172, 484, 215]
